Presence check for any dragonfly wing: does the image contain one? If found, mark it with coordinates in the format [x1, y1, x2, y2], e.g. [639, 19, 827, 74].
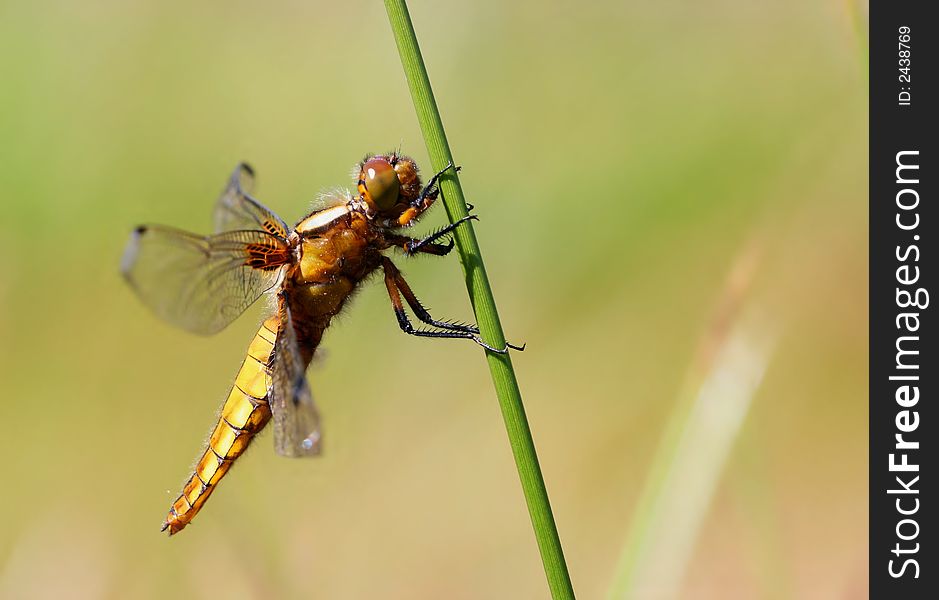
[214, 163, 290, 237]
[270, 300, 322, 458]
[121, 225, 290, 335]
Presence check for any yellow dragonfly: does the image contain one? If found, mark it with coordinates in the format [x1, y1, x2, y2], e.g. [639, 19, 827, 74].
[121, 154, 521, 535]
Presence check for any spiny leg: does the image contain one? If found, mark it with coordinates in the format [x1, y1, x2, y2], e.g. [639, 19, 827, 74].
[382, 257, 477, 335]
[407, 162, 478, 254]
[381, 258, 518, 353]
[410, 240, 454, 256]
[405, 215, 477, 255]
[415, 161, 461, 208]
[381, 259, 481, 343]
[385, 233, 453, 256]
[388, 259, 479, 335]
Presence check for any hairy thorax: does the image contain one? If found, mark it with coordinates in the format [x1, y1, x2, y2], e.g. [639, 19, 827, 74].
[287, 209, 383, 337]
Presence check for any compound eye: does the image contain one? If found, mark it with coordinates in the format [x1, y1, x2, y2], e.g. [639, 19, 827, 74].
[362, 158, 400, 212]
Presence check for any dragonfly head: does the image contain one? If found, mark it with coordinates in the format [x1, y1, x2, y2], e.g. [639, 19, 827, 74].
[356, 153, 428, 227]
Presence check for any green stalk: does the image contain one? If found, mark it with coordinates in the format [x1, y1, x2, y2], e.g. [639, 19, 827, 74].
[383, 2, 575, 598]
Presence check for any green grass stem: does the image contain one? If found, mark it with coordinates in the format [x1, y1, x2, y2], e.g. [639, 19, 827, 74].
[383, 2, 575, 598]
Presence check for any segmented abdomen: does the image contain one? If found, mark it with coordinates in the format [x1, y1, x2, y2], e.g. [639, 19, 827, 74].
[161, 316, 280, 535]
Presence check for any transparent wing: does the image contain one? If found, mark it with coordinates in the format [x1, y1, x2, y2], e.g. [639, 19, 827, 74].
[214, 163, 290, 238]
[121, 225, 290, 335]
[271, 298, 322, 457]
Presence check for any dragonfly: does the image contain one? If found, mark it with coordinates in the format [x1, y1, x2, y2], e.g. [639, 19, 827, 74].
[121, 153, 522, 535]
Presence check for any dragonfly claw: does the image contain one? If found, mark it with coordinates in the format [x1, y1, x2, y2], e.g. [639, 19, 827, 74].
[471, 336, 526, 354]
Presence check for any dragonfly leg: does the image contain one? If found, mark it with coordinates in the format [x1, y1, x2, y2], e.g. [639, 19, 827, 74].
[412, 241, 453, 256]
[384, 233, 452, 256]
[404, 215, 478, 256]
[386, 258, 479, 334]
[382, 258, 520, 353]
[415, 161, 461, 208]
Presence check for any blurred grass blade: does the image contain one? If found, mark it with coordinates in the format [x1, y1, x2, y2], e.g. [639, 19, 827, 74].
[610, 326, 774, 599]
[608, 245, 774, 600]
[383, 1, 575, 598]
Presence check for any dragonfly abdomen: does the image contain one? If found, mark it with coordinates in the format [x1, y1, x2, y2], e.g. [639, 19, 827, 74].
[161, 317, 279, 535]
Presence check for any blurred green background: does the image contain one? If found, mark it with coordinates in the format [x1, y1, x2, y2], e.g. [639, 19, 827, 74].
[0, 0, 867, 598]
